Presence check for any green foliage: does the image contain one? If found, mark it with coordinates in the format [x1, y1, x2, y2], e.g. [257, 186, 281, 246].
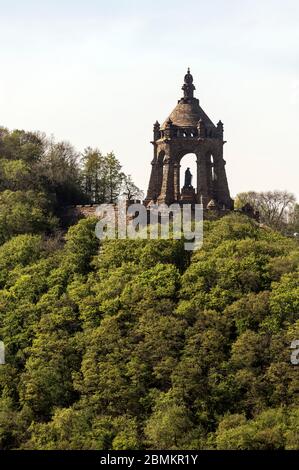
[0, 127, 142, 249]
[0, 212, 298, 450]
[235, 190, 296, 232]
[0, 128, 84, 212]
[144, 393, 193, 449]
[0, 159, 30, 191]
[63, 218, 99, 275]
[82, 148, 142, 204]
[215, 408, 299, 450]
[0, 190, 57, 244]
[0, 234, 43, 288]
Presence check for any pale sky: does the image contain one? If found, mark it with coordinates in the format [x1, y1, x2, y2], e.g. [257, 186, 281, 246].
[0, 0, 298, 199]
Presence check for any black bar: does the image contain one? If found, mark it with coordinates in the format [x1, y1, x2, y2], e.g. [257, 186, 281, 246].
[0, 450, 298, 468]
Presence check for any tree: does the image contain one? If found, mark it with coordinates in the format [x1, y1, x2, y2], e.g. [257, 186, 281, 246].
[288, 204, 299, 234]
[38, 140, 84, 206]
[0, 159, 30, 191]
[82, 150, 125, 203]
[63, 217, 99, 274]
[235, 191, 296, 231]
[0, 128, 46, 163]
[215, 408, 299, 450]
[0, 128, 85, 210]
[0, 190, 58, 245]
[104, 152, 124, 203]
[144, 393, 193, 449]
[121, 175, 144, 201]
[0, 234, 43, 288]
[82, 148, 103, 203]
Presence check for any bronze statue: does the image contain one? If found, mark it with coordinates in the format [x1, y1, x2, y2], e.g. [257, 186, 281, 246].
[184, 167, 192, 188]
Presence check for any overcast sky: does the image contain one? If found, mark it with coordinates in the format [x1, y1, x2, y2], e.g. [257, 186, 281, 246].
[1, 0, 298, 199]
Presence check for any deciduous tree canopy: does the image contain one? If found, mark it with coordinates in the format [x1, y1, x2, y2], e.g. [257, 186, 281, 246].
[0, 127, 298, 450]
[0, 213, 298, 450]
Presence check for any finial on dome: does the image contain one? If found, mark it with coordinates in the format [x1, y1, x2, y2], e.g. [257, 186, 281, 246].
[182, 67, 195, 100]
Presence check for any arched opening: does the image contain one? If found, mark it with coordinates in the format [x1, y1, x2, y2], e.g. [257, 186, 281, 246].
[156, 150, 165, 198]
[180, 153, 197, 191]
[206, 153, 217, 197]
[211, 155, 215, 181]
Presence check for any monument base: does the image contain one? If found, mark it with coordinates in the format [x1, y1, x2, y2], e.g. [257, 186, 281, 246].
[180, 186, 196, 203]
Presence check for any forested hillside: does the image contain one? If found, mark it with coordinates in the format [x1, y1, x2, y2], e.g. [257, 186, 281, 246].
[0, 127, 298, 450]
[0, 127, 142, 244]
[0, 213, 298, 449]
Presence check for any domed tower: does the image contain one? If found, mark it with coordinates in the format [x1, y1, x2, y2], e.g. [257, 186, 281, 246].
[145, 69, 233, 209]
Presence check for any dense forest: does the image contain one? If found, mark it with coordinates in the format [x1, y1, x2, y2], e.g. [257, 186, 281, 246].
[0, 127, 298, 450]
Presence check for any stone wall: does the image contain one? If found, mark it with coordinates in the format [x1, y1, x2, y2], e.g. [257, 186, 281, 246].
[60, 203, 247, 229]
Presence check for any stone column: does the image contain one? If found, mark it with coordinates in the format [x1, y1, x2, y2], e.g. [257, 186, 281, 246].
[173, 162, 181, 202]
[215, 157, 232, 209]
[158, 155, 175, 204]
[145, 158, 159, 204]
